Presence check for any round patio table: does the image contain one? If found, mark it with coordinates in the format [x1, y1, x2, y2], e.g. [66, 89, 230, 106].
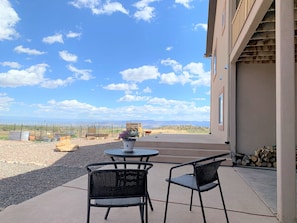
[104, 148, 159, 162]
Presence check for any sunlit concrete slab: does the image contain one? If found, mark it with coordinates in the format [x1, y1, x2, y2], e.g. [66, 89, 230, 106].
[0, 163, 279, 223]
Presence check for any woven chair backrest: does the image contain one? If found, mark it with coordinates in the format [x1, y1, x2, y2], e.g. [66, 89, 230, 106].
[194, 159, 223, 187]
[89, 168, 147, 199]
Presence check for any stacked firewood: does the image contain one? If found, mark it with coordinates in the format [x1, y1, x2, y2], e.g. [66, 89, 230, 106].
[232, 145, 277, 168]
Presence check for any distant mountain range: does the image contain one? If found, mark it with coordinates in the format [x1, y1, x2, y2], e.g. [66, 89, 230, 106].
[1, 116, 210, 128]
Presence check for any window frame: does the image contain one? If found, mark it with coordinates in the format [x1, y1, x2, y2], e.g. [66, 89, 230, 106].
[213, 44, 217, 78]
[218, 89, 224, 130]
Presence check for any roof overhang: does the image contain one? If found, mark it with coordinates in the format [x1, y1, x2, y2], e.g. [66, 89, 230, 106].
[205, 0, 217, 58]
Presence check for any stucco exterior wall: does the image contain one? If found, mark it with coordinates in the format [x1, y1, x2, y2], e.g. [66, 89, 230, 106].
[210, 0, 229, 142]
[236, 63, 276, 154]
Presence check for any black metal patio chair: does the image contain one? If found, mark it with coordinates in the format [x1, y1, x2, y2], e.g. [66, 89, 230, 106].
[164, 153, 229, 223]
[86, 161, 153, 223]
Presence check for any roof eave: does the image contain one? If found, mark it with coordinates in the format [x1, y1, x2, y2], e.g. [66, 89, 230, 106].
[205, 0, 217, 57]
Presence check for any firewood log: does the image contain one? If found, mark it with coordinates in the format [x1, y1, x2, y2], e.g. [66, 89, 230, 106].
[250, 155, 258, 162]
[242, 155, 250, 166]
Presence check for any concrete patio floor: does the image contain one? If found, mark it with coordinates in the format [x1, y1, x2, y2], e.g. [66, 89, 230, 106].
[0, 163, 279, 223]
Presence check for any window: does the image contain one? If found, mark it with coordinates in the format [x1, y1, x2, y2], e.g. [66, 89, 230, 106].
[213, 47, 217, 77]
[218, 93, 224, 126]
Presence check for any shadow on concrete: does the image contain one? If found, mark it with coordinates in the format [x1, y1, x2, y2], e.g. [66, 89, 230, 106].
[0, 141, 121, 210]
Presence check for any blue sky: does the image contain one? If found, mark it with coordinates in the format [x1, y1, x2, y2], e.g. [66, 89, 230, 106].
[0, 0, 210, 122]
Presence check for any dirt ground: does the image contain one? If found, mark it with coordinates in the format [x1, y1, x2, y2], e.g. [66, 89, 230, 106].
[0, 137, 123, 210]
[0, 137, 120, 178]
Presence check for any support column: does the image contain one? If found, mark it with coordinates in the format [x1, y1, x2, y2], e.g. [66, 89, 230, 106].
[275, 0, 296, 222]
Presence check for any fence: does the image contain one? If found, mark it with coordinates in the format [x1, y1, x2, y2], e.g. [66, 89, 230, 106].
[0, 123, 210, 141]
[0, 123, 127, 141]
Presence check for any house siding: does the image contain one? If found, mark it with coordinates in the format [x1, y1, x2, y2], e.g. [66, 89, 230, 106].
[236, 63, 276, 154]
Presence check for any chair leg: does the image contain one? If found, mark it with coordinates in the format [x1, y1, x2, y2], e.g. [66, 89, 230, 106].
[87, 204, 90, 223]
[145, 197, 148, 223]
[163, 182, 171, 223]
[148, 192, 154, 211]
[218, 183, 229, 223]
[197, 191, 207, 223]
[139, 205, 144, 223]
[104, 207, 111, 220]
[190, 189, 194, 211]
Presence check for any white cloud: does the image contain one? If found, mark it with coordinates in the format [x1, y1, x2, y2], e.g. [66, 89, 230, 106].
[36, 99, 110, 118]
[147, 97, 209, 118]
[148, 97, 191, 106]
[193, 23, 207, 31]
[67, 64, 93, 80]
[0, 0, 20, 41]
[70, 0, 128, 15]
[160, 72, 180, 85]
[179, 71, 192, 85]
[46, 99, 99, 112]
[94, 1, 128, 15]
[0, 64, 80, 88]
[118, 94, 150, 102]
[120, 65, 160, 82]
[133, 0, 157, 22]
[194, 97, 206, 101]
[40, 77, 74, 88]
[66, 31, 81, 38]
[184, 62, 210, 86]
[160, 70, 191, 85]
[69, 0, 99, 11]
[14, 45, 46, 55]
[143, 87, 152, 93]
[133, 0, 157, 9]
[141, 97, 210, 120]
[190, 72, 210, 87]
[59, 50, 78, 62]
[0, 61, 21, 69]
[175, 0, 193, 9]
[159, 60, 210, 87]
[183, 62, 205, 74]
[133, 6, 154, 21]
[42, 34, 64, 44]
[84, 59, 92, 63]
[166, 46, 173, 51]
[0, 64, 48, 87]
[161, 58, 182, 73]
[0, 93, 14, 111]
[32, 97, 210, 121]
[70, 0, 160, 22]
[104, 83, 138, 91]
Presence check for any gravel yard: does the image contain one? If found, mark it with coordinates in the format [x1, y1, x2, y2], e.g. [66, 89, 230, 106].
[0, 138, 122, 211]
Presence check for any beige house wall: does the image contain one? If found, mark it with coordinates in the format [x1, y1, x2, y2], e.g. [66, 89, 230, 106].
[210, 0, 229, 142]
[208, 0, 297, 154]
[236, 63, 276, 154]
[233, 63, 297, 155]
[209, 0, 283, 154]
[232, 62, 297, 155]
